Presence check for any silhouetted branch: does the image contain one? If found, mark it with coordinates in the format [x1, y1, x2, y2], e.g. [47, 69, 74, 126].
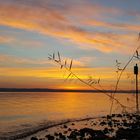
[110, 42, 140, 114]
[48, 52, 131, 111]
[48, 34, 140, 114]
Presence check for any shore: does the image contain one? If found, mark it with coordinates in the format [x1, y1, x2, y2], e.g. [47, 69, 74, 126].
[15, 113, 140, 140]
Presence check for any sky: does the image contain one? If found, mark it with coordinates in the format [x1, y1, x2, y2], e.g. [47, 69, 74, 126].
[0, 0, 140, 90]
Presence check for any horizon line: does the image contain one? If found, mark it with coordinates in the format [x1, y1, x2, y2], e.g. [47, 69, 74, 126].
[0, 88, 137, 93]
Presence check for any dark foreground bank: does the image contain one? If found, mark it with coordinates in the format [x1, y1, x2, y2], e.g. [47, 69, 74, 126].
[17, 113, 140, 140]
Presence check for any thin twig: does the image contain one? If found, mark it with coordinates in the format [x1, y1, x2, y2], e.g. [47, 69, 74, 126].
[49, 55, 131, 111]
[110, 45, 140, 114]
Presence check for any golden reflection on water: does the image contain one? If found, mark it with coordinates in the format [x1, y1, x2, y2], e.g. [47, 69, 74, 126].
[0, 92, 138, 133]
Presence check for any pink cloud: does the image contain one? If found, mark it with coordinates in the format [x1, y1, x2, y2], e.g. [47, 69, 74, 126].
[0, 1, 138, 53]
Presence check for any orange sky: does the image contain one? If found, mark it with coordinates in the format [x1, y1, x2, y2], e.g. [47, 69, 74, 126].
[0, 0, 140, 90]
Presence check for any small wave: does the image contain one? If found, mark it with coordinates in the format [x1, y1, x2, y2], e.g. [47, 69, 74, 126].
[0, 115, 100, 140]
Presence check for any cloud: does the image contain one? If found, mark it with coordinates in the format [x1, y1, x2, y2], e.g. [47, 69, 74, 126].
[85, 19, 140, 32]
[0, 54, 51, 65]
[0, 66, 114, 79]
[76, 56, 96, 66]
[0, 34, 43, 48]
[15, 39, 43, 48]
[0, 0, 139, 53]
[0, 36, 14, 44]
[0, 54, 88, 67]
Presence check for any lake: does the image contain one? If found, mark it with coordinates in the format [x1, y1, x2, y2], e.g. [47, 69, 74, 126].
[0, 92, 137, 137]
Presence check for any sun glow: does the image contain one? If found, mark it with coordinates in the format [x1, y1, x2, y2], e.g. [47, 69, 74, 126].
[64, 86, 79, 90]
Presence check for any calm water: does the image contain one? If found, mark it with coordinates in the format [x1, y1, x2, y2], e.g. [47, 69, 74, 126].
[0, 92, 136, 136]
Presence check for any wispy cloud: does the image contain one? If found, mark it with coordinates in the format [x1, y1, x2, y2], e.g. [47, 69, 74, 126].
[0, 66, 115, 79]
[0, 34, 43, 48]
[85, 19, 140, 32]
[0, 36, 14, 44]
[0, 54, 51, 66]
[76, 56, 96, 67]
[0, 54, 89, 67]
[0, 0, 139, 53]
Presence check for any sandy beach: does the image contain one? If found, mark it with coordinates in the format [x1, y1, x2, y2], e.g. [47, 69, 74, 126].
[13, 113, 140, 140]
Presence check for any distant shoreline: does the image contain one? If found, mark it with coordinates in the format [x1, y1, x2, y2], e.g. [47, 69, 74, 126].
[0, 88, 137, 93]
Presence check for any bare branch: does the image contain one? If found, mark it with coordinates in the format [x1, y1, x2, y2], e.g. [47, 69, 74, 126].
[58, 51, 61, 62]
[48, 52, 130, 112]
[69, 59, 73, 70]
[66, 73, 72, 80]
[53, 53, 55, 60]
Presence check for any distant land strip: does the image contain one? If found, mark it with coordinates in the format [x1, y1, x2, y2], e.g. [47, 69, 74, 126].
[0, 88, 137, 93]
